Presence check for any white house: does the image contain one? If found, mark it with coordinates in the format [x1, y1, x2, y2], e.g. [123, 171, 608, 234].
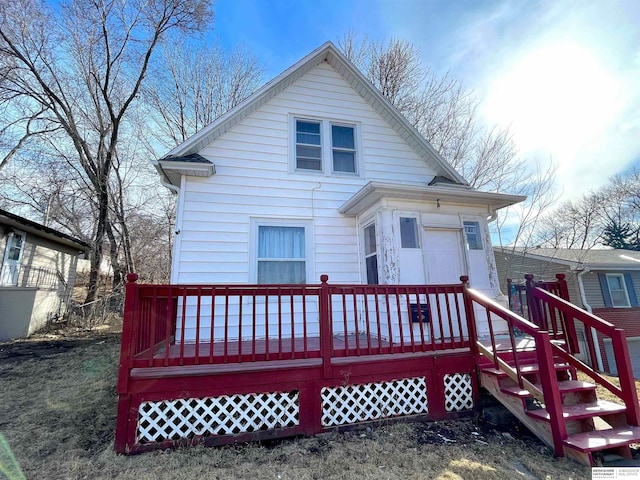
[154, 41, 524, 339]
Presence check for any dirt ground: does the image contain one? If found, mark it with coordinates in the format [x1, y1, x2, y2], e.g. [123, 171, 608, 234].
[0, 331, 595, 479]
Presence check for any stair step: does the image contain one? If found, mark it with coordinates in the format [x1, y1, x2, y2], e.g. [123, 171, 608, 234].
[500, 380, 596, 398]
[527, 400, 626, 422]
[563, 426, 640, 452]
[480, 362, 571, 377]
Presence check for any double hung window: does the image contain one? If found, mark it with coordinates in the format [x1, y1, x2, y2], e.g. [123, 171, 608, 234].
[295, 120, 322, 171]
[331, 125, 356, 173]
[606, 274, 631, 308]
[293, 117, 358, 175]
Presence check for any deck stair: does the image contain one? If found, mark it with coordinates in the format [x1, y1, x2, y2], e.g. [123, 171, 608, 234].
[466, 274, 640, 467]
[478, 351, 640, 465]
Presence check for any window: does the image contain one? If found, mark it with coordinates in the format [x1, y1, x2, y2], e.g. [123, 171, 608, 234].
[463, 221, 482, 250]
[1, 230, 26, 286]
[332, 125, 356, 173]
[606, 274, 631, 308]
[257, 226, 306, 284]
[400, 217, 420, 248]
[295, 120, 322, 171]
[291, 117, 360, 175]
[364, 223, 378, 284]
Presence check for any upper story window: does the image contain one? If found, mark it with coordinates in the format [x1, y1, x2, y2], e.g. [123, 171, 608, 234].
[463, 221, 483, 250]
[332, 125, 356, 173]
[606, 273, 631, 308]
[295, 120, 322, 171]
[291, 116, 360, 176]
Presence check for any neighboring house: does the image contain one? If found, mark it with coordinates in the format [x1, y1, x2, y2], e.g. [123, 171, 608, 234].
[494, 247, 640, 376]
[155, 41, 524, 339]
[0, 209, 90, 341]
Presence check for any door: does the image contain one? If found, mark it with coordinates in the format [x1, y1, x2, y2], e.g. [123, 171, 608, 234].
[1, 230, 26, 285]
[423, 228, 467, 339]
[423, 229, 466, 283]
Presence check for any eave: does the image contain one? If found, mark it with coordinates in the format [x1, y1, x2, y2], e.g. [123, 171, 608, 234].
[155, 158, 216, 188]
[0, 209, 90, 252]
[339, 182, 526, 216]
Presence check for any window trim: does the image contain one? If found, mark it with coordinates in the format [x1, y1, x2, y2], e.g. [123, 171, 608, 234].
[606, 273, 631, 308]
[250, 218, 314, 284]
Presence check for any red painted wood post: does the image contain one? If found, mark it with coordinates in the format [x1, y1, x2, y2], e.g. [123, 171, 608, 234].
[525, 274, 545, 329]
[115, 273, 139, 454]
[460, 276, 478, 357]
[536, 330, 568, 457]
[555, 274, 579, 353]
[319, 275, 332, 378]
[611, 329, 640, 425]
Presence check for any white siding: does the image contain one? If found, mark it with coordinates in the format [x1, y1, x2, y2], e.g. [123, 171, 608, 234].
[174, 63, 440, 285]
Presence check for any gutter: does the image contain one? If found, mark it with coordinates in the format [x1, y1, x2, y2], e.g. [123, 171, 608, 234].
[577, 268, 604, 371]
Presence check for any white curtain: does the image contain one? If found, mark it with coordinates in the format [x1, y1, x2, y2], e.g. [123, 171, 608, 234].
[258, 226, 306, 283]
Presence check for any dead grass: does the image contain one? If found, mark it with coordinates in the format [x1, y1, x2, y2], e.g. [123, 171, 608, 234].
[0, 332, 594, 480]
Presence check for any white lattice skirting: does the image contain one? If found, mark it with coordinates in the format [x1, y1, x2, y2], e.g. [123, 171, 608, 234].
[444, 373, 474, 412]
[321, 377, 428, 427]
[136, 391, 300, 444]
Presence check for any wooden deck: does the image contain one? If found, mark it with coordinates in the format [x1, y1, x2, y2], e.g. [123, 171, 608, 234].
[138, 334, 473, 365]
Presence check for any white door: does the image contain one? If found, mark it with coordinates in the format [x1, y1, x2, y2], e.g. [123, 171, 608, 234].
[1, 230, 26, 285]
[422, 228, 467, 340]
[423, 229, 466, 283]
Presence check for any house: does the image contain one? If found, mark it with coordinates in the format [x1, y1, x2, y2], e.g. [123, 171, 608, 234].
[155, 41, 525, 339]
[115, 42, 640, 465]
[494, 247, 640, 376]
[0, 208, 90, 341]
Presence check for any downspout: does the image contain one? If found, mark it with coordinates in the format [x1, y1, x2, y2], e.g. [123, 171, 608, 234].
[577, 268, 604, 371]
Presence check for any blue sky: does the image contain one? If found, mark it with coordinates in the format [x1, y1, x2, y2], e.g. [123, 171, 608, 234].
[212, 0, 640, 199]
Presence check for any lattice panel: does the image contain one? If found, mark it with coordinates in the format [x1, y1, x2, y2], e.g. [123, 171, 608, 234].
[444, 373, 474, 412]
[321, 377, 428, 427]
[136, 391, 299, 444]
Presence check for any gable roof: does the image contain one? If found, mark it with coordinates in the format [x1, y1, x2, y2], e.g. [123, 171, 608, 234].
[496, 247, 640, 271]
[0, 209, 90, 252]
[157, 41, 468, 187]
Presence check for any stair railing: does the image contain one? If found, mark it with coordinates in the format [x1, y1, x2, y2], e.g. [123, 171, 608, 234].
[527, 284, 640, 427]
[461, 280, 567, 455]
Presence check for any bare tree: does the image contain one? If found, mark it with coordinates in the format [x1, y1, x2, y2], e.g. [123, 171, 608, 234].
[143, 41, 263, 153]
[0, 0, 212, 303]
[338, 32, 558, 248]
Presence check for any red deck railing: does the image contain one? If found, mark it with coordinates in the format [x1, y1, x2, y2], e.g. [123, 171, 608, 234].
[118, 274, 474, 379]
